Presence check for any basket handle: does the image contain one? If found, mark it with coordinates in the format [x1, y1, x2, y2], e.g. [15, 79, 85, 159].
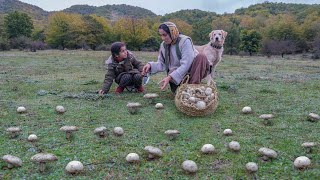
[181, 75, 190, 85]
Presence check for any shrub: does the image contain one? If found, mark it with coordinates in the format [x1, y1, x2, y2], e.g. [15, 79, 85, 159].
[0, 37, 10, 51]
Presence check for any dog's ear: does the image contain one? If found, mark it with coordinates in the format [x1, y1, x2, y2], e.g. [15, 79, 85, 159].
[222, 30, 228, 39]
[209, 31, 214, 39]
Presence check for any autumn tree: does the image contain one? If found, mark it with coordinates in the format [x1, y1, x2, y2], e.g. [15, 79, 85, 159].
[169, 19, 193, 36]
[240, 30, 262, 56]
[192, 17, 212, 45]
[113, 18, 151, 50]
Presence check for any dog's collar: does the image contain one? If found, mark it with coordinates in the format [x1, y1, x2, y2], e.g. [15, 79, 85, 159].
[210, 43, 222, 49]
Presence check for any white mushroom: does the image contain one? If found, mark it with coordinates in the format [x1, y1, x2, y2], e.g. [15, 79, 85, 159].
[164, 129, 180, 140]
[242, 106, 252, 114]
[205, 87, 213, 96]
[201, 144, 215, 154]
[259, 114, 274, 125]
[143, 93, 159, 104]
[223, 129, 233, 136]
[31, 153, 58, 172]
[126, 153, 140, 163]
[144, 146, 163, 159]
[60, 126, 78, 140]
[228, 141, 240, 151]
[196, 101, 206, 110]
[113, 127, 124, 136]
[6, 127, 21, 138]
[93, 126, 107, 138]
[308, 113, 319, 122]
[28, 134, 38, 142]
[126, 102, 142, 114]
[301, 142, 316, 153]
[55, 105, 65, 114]
[155, 103, 164, 109]
[65, 161, 84, 174]
[182, 160, 198, 173]
[2, 155, 22, 169]
[258, 147, 277, 160]
[294, 156, 311, 169]
[17, 106, 27, 113]
[245, 162, 258, 173]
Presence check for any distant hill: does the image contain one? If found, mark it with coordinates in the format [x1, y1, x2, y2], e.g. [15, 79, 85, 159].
[161, 9, 218, 24]
[63, 4, 157, 20]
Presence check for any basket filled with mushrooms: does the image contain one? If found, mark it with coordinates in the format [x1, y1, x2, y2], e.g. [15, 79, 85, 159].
[175, 75, 218, 116]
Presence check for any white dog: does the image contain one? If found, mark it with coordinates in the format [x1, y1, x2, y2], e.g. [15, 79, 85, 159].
[195, 30, 227, 84]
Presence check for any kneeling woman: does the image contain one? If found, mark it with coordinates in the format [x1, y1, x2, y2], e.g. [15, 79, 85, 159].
[98, 42, 144, 95]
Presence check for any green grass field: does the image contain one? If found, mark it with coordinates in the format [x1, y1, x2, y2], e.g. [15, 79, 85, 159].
[0, 50, 319, 179]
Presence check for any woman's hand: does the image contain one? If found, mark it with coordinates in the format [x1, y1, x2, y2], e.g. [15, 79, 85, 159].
[142, 64, 151, 76]
[98, 89, 105, 96]
[159, 76, 172, 90]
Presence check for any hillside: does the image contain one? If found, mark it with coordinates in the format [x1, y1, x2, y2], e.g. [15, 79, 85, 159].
[161, 9, 218, 24]
[63, 4, 157, 20]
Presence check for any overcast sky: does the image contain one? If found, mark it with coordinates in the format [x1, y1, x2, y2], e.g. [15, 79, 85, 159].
[19, 0, 320, 15]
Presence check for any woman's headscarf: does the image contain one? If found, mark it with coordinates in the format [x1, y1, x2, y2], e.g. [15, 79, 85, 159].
[161, 22, 180, 44]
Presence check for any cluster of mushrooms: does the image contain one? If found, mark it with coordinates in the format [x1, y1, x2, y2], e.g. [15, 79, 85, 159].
[181, 86, 215, 109]
[126, 93, 164, 114]
[3, 100, 318, 176]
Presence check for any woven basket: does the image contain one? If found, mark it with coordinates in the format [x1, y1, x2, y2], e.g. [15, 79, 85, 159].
[175, 76, 218, 117]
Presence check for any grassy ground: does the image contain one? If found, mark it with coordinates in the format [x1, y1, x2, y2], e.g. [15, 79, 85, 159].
[0, 50, 319, 179]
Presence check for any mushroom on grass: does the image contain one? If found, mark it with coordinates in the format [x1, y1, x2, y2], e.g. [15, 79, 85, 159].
[245, 162, 258, 178]
[17, 106, 27, 113]
[126, 153, 140, 163]
[113, 127, 124, 136]
[294, 156, 311, 169]
[143, 93, 159, 104]
[155, 103, 164, 109]
[223, 129, 232, 136]
[93, 126, 107, 138]
[182, 160, 198, 173]
[144, 146, 163, 159]
[6, 127, 21, 138]
[164, 129, 180, 140]
[65, 161, 84, 174]
[258, 147, 277, 161]
[242, 106, 252, 114]
[228, 141, 240, 152]
[126, 102, 142, 114]
[259, 114, 274, 125]
[201, 144, 215, 154]
[2, 155, 22, 169]
[28, 134, 38, 143]
[31, 153, 58, 172]
[60, 126, 78, 140]
[301, 142, 316, 153]
[55, 105, 66, 114]
[308, 113, 319, 122]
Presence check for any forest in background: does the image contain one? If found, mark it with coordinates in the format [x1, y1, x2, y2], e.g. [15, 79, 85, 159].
[0, 0, 320, 58]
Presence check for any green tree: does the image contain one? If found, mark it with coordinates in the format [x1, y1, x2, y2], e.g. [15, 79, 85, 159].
[240, 30, 262, 56]
[4, 11, 34, 39]
[192, 17, 212, 45]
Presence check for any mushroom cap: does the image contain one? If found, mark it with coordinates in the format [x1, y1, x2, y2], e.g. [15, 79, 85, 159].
[301, 142, 316, 148]
[28, 134, 38, 141]
[308, 113, 320, 121]
[60, 126, 78, 132]
[155, 103, 164, 109]
[201, 144, 215, 154]
[6, 127, 21, 133]
[164, 130, 180, 136]
[223, 129, 233, 135]
[294, 156, 311, 169]
[182, 160, 198, 173]
[259, 114, 274, 119]
[113, 127, 124, 136]
[65, 161, 84, 173]
[31, 153, 58, 163]
[258, 147, 277, 159]
[93, 126, 107, 134]
[245, 162, 258, 172]
[144, 146, 163, 157]
[143, 93, 159, 99]
[17, 106, 27, 113]
[126, 153, 140, 163]
[55, 105, 65, 113]
[2, 155, 22, 167]
[126, 102, 142, 108]
[242, 106, 252, 113]
[228, 141, 241, 151]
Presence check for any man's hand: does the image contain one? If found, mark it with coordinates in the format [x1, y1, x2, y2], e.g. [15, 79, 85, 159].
[159, 76, 172, 91]
[142, 63, 151, 76]
[98, 89, 105, 96]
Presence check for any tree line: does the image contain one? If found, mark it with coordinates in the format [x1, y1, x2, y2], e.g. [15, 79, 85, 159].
[0, 7, 320, 58]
